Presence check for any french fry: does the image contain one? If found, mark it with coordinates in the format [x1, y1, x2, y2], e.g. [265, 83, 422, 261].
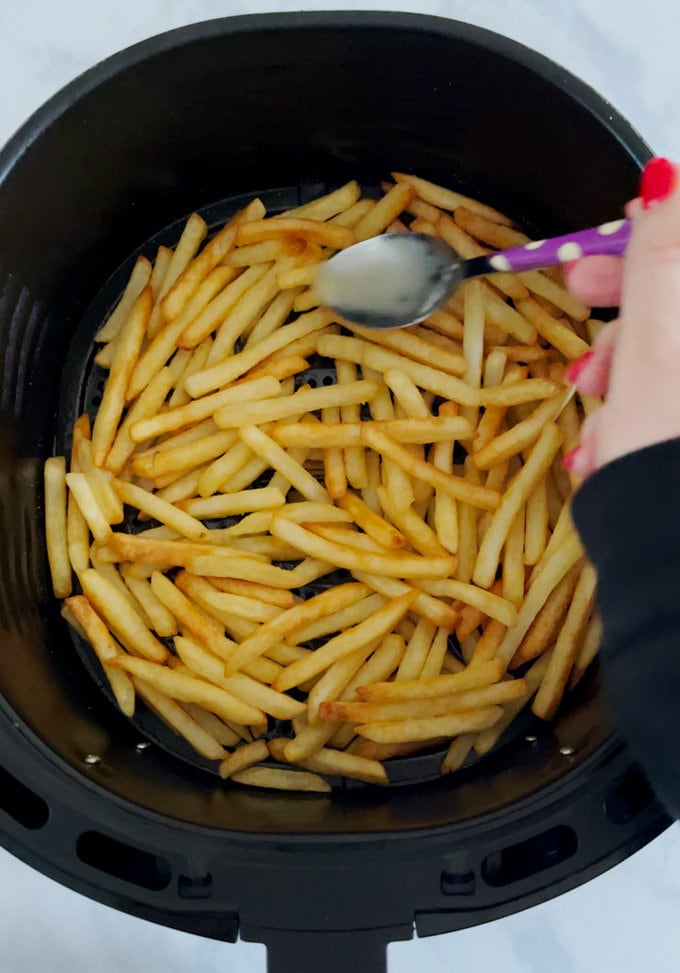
[351, 571, 457, 631]
[271, 516, 457, 579]
[440, 734, 475, 774]
[181, 704, 242, 747]
[239, 424, 330, 503]
[133, 677, 227, 760]
[236, 217, 355, 250]
[80, 568, 168, 662]
[271, 591, 417, 693]
[92, 287, 152, 465]
[111, 654, 265, 726]
[532, 563, 597, 719]
[317, 333, 480, 407]
[46, 177, 600, 791]
[356, 658, 502, 702]
[130, 374, 282, 443]
[224, 583, 370, 674]
[283, 180, 362, 221]
[349, 325, 466, 378]
[230, 766, 331, 793]
[177, 486, 285, 519]
[473, 424, 564, 588]
[569, 614, 602, 688]
[322, 679, 526, 724]
[494, 532, 583, 671]
[122, 575, 177, 638]
[44, 456, 72, 598]
[392, 172, 514, 225]
[415, 578, 517, 628]
[65, 472, 112, 544]
[270, 415, 473, 448]
[162, 200, 264, 321]
[218, 740, 270, 779]
[65, 595, 135, 716]
[356, 707, 502, 744]
[361, 426, 499, 510]
[336, 490, 405, 550]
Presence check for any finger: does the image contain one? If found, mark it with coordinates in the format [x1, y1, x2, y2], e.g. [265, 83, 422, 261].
[563, 255, 623, 306]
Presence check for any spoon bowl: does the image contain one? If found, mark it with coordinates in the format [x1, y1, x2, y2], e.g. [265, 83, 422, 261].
[316, 217, 632, 329]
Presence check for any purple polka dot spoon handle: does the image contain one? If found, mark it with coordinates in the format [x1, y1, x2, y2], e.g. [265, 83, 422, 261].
[463, 218, 632, 279]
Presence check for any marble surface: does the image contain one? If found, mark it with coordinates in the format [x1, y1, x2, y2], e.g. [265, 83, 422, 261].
[1, 1, 680, 970]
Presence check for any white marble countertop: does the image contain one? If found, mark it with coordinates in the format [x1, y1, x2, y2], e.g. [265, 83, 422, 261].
[1, 1, 679, 971]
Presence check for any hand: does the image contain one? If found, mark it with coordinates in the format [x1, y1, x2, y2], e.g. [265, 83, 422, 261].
[563, 157, 680, 477]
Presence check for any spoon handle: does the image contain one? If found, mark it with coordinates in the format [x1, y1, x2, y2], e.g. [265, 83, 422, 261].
[463, 217, 632, 278]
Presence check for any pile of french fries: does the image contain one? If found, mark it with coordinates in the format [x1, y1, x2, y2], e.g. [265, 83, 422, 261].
[44, 173, 603, 792]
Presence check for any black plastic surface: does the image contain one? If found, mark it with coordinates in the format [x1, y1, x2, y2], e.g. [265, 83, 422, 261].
[0, 12, 667, 973]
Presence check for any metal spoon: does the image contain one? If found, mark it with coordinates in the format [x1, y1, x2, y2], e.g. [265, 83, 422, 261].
[314, 217, 632, 329]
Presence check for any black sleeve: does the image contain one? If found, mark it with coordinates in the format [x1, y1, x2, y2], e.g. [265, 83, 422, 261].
[571, 438, 680, 818]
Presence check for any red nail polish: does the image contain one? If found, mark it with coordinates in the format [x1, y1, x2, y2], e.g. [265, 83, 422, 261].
[562, 446, 582, 471]
[640, 157, 676, 209]
[565, 350, 595, 384]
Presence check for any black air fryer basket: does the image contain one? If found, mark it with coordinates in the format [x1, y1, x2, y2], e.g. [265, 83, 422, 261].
[0, 12, 669, 972]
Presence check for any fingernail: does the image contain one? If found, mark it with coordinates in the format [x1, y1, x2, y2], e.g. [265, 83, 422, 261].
[562, 446, 582, 472]
[640, 157, 677, 209]
[565, 350, 595, 384]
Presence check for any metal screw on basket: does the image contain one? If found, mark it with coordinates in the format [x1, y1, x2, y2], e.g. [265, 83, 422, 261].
[559, 746, 577, 757]
[135, 741, 151, 752]
[83, 754, 101, 765]
[524, 735, 538, 744]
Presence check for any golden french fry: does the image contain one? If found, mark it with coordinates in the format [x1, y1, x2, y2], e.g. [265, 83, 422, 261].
[178, 487, 285, 520]
[231, 766, 331, 793]
[569, 614, 602, 688]
[65, 595, 135, 716]
[322, 679, 526, 723]
[130, 375, 282, 443]
[361, 426, 499, 511]
[440, 733, 475, 774]
[336, 490, 404, 549]
[111, 654, 264, 726]
[122, 575, 177, 638]
[96, 256, 153, 343]
[92, 287, 152, 465]
[80, 568, 168, 662]
[65, 472, 112, 544]
[214, 379, 377, 429]
[224, 582, 370, 674]
[318, 333, 479, 407]
[238, 424, 330, 503]
[356, 658, 502, 702]
[473, 424, 564, 588]
[271, 516, 457, 580]
[392, 172, 514, 225]
[532, 564, 597, 719]
[218, 740, 270, 779]
[356, 707, 502, 743]
[494, 532, 583, 671]
[272, 590, 417, 692]
[44, 456, 72, 598]
[287, 593, 385, 646]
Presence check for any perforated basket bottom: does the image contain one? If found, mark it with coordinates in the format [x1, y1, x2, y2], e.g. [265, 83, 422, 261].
[55, 183, 544, 790]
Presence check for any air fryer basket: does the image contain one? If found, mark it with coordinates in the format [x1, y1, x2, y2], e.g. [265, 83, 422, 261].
[0, 12, 669, 973]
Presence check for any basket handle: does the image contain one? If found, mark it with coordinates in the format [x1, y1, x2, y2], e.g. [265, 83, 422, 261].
[250, 925, 407, 972]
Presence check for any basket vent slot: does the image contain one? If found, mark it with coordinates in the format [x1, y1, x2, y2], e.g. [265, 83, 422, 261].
[482, 825, 577, 887]
[76, 830, 172, 891]
[0, 763, 49, 830]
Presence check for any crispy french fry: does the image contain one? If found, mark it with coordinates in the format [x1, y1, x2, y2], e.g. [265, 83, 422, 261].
[65, 595, 135, 716]
[231, 766, 331, 793]
[218, 740, 270, 779]
[92, 287, 152, 465]
[356, 658, 502, 702]
[44, 456, 72, 598]
[80, 568, 168, 662]
[356, 707, 502, 743]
